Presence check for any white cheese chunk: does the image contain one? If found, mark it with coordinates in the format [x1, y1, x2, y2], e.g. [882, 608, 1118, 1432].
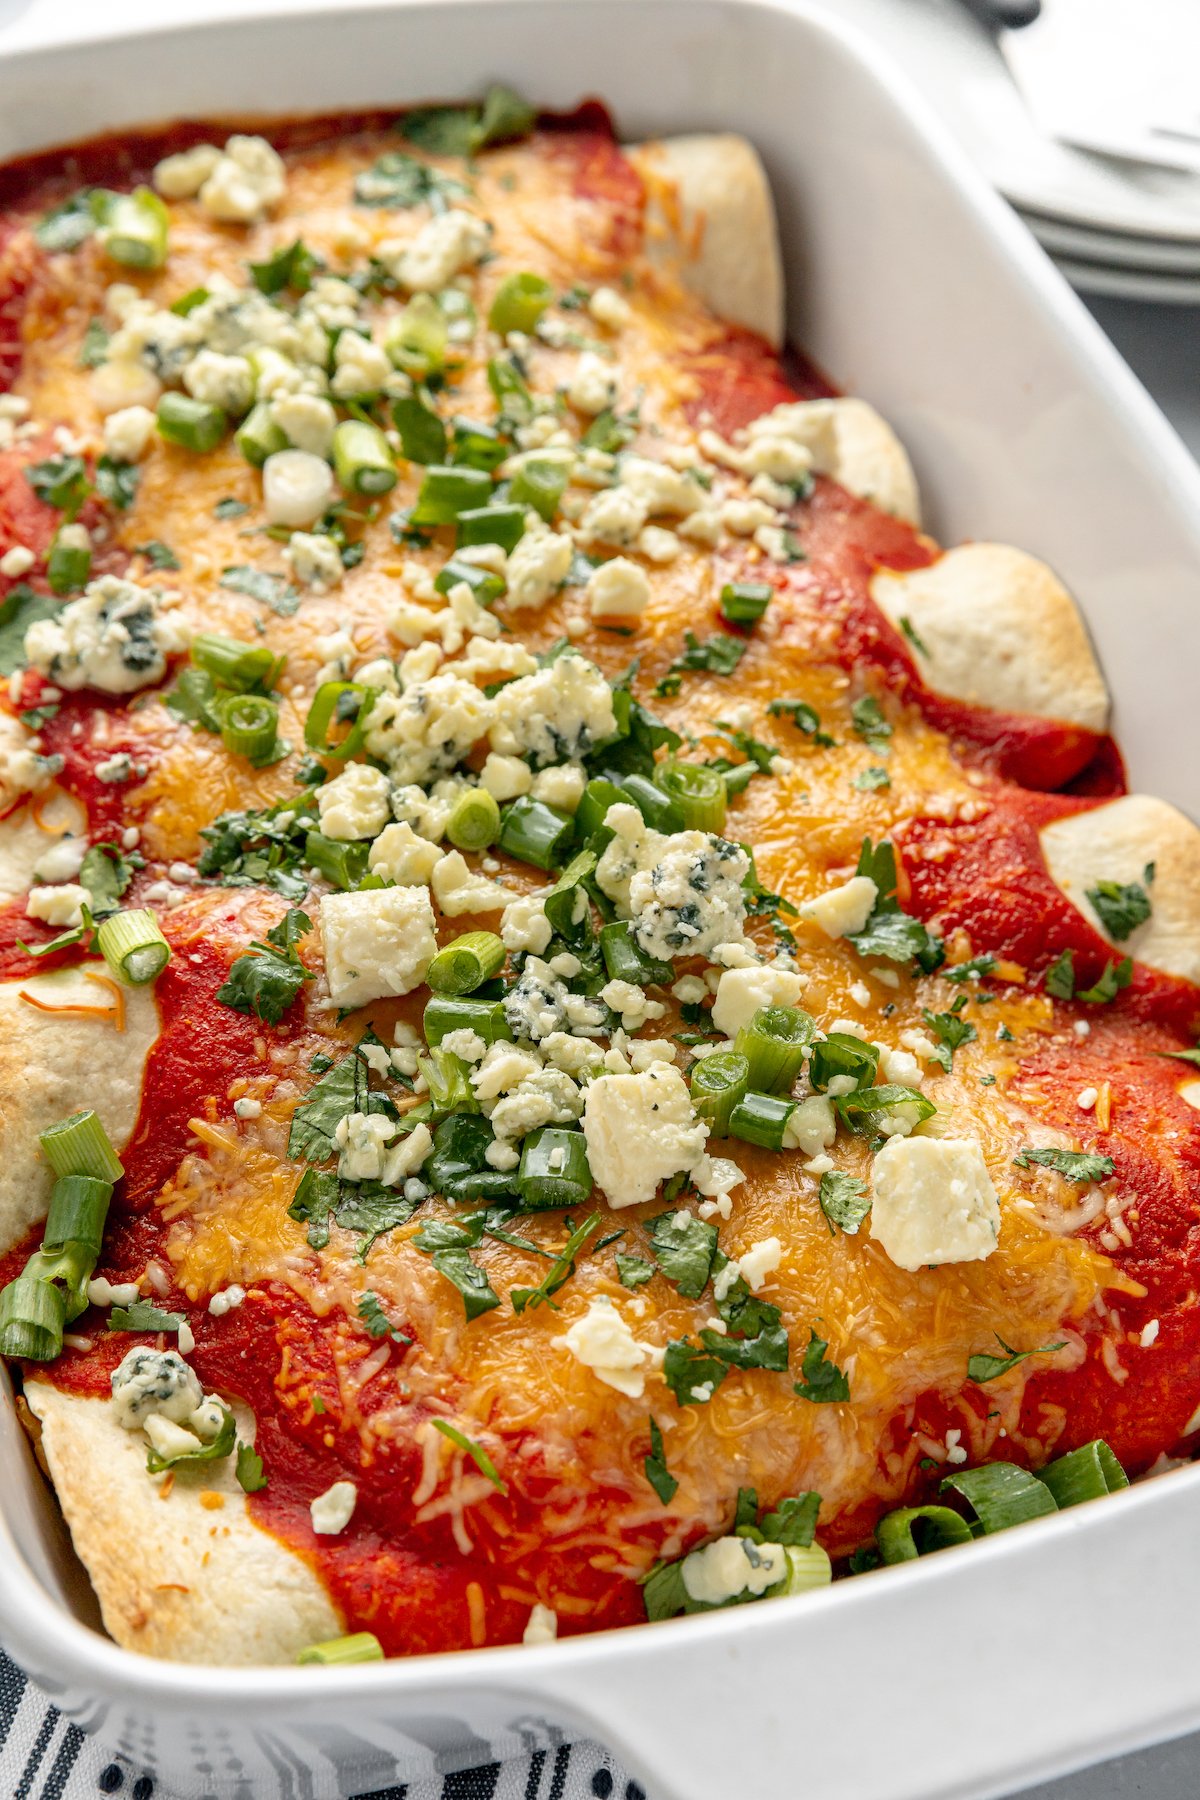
[103, 404, 157, 464]
[310, 1479, 358, 1536]
[562, 1296, 652, 1398]
[198, 135, 287, 224]
[24, 574, 184, 695]
[799, 875, 878, 940]
[383, 208, 490, 292]
[315, 763, 392, 841]
[504, 526, 573, 609]
[110, 1347, 203, 1429]
[319, 885, 437, 1008]
[499, 893, 553, 955]
[431, 851, 510, 917]
[681, 1536, 786, 1605]
[262, 449, 335, 528]
[587, 556, 651, 619]
[582, 1065, 708, 1209]
[26, 883, 90, 928]
[711, 962, 805, 1038]
[870, 1136, 1001, 1271]
[152, 142, 221, 199]
[367, 820, 440, 886]
[523, 1603, 558, 1646]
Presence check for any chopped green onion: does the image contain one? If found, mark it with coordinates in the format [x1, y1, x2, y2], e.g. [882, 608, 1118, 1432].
[235, 401, 288, 468]
[445, 786, 501, 851]
[456, 504, 526, 552]
[728, 1090, 796, 1151]
[191, 633, 280, 693]
[447, 417, 507, 473]
[719, 580, 772, 626]
[599, 919, 672, 987]
[809, 1032, 879, 1093]
[410, 463, 492, 526]
[876, 1505, 974, 1565]
[517, 1126, 593, 1210]
[417, 1046, 478, 1116]
[777, 1543, 833, 1594]
[216, 692, 280, 765]
[0, 1273, 68, 1361]
[433, 557, 504, 606]
[304, 832, 367, 890]
[297, 1632, 384, 1666]
[575, 776, 628, 844]
[47, 529, 91, 595]
[332, 420, 397, 496]
[498, 795, 573, 871]
[100, 186, 169, 270]
[833, 1084, 936, 1136]
[40, 1110, 124, 1183]
[384, 293, 448, 378]
[690, 1051, 751, 1138]
[655, 760, 727, 832]
[488, 270, 553, 335]
[940, 1462, 1058, 1534]
[1039, 1440, 1128, 1509]
[508, 455, 567, 523]
[43, 1173, 111, 1264]
[617, 772, 685, 834]
[95, 908, 171, 985]
[427, 930, 505, 996]
[303, 680, 377, 761]
[735, 1005, 814, 1093]
[423, 995, 512, 1048]
[157, 391, 227, 453]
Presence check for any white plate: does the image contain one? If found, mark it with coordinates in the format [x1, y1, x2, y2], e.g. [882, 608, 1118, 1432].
[4, 5, 1200, 1800]
[814, 0, 1200, 242]
[1022, 209, 1200, 273]
[1051, 253, 1200, 303]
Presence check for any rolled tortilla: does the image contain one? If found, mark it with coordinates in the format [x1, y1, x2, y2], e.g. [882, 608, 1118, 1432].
[1040, 794, 1200, 985]
[0, 965, 159, 1254]
[870, 543, 1110, 731]
[26, 1381, 340, 1664]
[626, 134, 785, 348]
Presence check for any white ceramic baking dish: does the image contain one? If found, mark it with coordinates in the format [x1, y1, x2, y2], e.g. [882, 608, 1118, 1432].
[3, 2, 1200, 1795]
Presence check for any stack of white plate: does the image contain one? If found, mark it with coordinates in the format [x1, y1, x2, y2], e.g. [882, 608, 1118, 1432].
[831, 0, 1200, 303]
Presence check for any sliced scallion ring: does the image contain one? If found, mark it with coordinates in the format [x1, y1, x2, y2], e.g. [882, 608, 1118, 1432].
[940, 1462, 1058, 1534]
[735, 1005, 815, 1093]
[410, 463, 493, 526]
[719, 580, 773, 626]
[0, 1274, 68, 1361]
[655, 759, 727, 832]
[517, 1126, 593, 1210]
[498, 796, 573, 871]
[332, 420, 398, 495]
[876, 1505, 975, 1565]
[728, 1089, 796, 1151]
[96, 908, 171, 986]
[303, 681, 378, 761]
[216, 692, 280, 765]
[690, 1051, 751, 1139]
[598, 920, 672, 987]
[191, 632, 281, 694]
[40, 1109, 125, 1183]
[1039, 1440, 1129, 1509]
[297, 1632, 384, 1666]
[445, 787, 501, 852]
[423, 995, 512, 1049]
[427, 931, 505, 997]
[488, 270, 554, 335]
[157, 391, 227, 453]
[100, 186, 170, 270]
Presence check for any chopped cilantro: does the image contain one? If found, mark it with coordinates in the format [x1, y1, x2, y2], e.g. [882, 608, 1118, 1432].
[248, 238, 321, 295]
[851, 695, 892, 750]
[357, 1291, 410, 1343]
[26, 454, 88, 517]
[135, 539, 180, 570]
[215, 908, 313, 1025]
[899, 614, 930, 657]
[287, 1033, 393, 1164]
[1013, 1147, 1114, 1182]
[818, 1170, 871, 1236]
[430, 1417, 508, 1494]
[412, 1214, 501, 1319]
[1045, 948, 1132, 1005]
[792, 1330, 850, 1404]
[108, 1299, 185, 1334]
[654, 631, 746, 696]
[220, 565, 301, 616]
[853, 766, 891, 792]
[511, 1212, 602, 1314]
[214, 497, 250, 519]
[967, 1334, 1066, 1384]
[0, 586, 58, 676]
[235, 1442, 268, 1493]
[848, 838, 943, 974]
[945, 954, 998, 984]
[79, 841, 141, 917]
[94, 455, 139, 511]
[401, 85, 535, 157]
[767, 697, 836, 747]
[616, 1253, 654, 1289]
[644, 1417, 678, 1505]
[1086, 879, 1152, 941]
[645, 1210, 718, 1300]
[922, 1008, 978, 1072]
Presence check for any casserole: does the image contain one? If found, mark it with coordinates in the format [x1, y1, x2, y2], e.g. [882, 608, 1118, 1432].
[2, 2, 1200, 1796]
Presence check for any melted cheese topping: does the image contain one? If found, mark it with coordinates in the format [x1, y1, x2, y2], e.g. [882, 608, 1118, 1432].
[0, 118, 1152, 1625]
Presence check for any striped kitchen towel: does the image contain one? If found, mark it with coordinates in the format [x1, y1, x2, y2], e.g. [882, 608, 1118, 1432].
[0, 1652, 650, 1800]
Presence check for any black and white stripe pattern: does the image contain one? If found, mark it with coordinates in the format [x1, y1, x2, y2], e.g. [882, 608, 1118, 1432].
[0, 1653, 650, 1800]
